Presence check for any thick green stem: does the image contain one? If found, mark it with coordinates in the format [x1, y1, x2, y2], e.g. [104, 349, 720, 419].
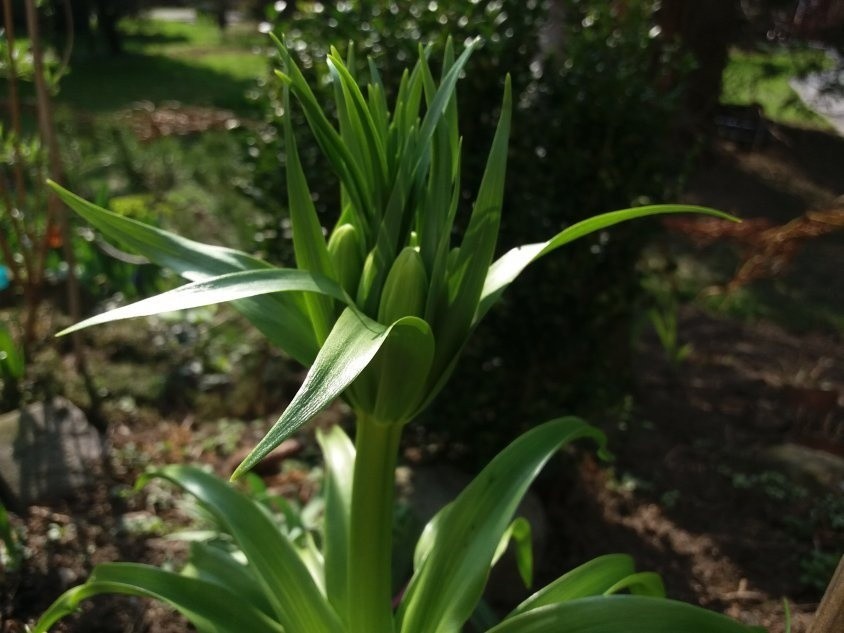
[348, 412, 402, 633]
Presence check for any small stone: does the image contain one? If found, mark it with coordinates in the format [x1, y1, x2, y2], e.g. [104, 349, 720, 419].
[0, 397, 102, 510]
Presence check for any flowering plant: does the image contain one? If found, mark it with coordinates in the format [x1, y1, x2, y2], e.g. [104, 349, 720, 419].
[36, 39, 761, 633]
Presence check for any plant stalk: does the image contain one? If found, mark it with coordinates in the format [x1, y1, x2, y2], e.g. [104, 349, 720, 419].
[348, 413, 402, 633]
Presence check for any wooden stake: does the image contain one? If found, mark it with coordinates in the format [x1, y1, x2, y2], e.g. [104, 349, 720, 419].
[810, 555, 844, 633]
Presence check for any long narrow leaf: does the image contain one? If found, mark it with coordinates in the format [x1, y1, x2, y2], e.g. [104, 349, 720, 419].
[140, 466, 342, 633]
[49, 180, 318, 364]
[283, 82, 338, 344]
[32, 563, 285, 633]
[232, 308, 433, 479]
[57, 269, 350, 336]
[398, 418, 608, 633]
[316, 424, 356, 626]
[434, 75, 512, 369]
[486, 595, 766, 633]
[477, 205, 737, 322]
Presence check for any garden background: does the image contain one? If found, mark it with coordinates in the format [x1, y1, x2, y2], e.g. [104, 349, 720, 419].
[1, 1, 843, 631]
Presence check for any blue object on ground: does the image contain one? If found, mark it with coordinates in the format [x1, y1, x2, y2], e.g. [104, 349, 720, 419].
[0, 266, 10, 291]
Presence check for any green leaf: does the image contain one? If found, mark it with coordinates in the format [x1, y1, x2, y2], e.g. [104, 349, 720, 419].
[283, 81, 339, 344]
[486, 595, 767, 633]
[0, 323, 23, 380]
[510, 554, 637, 617]
[48, 180, 318, 365]
[604, 572, 666, 598]
[233, 308, 431, 479]
[398, 417, 608, 633]
[271, 35, 372, 225]
[139, 466, 342, 633]
[492, 517, 533, 589]
[32, 563, 285, 633]
[316, 424, 356, 626]
[57, 269, 351, 336]
[181, 542, 275, 617]
[477, 205, 738, 323]
[434, 75, 512, 369]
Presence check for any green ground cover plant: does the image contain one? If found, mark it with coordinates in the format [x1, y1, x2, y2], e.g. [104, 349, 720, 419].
[35, 39, 764, 633]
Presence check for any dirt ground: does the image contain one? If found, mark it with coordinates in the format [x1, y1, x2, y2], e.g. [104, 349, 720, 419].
[2, 122, 842, 632]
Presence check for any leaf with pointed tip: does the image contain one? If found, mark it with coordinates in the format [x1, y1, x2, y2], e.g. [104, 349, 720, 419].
[138, 466, 342, 633]
[316, 424, 356, 626]
[32, 563, 285, 633]
[492, 517, 533, 589]
[57, 269, 350, 336]
[48, 180, 318, 364]
[283, 82, 340, 344]
[476, 205, 738, 323]
[233, 308, 433, 479]
[398, 417, 608, 633]
[434, 75, 512, 371]
[487, 595, 767, 633]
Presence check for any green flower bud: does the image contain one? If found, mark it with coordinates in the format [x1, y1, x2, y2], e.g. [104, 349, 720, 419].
[327, 223, 364, 297]
[378, 247, 428, 324]
[356, 249, 379, 309]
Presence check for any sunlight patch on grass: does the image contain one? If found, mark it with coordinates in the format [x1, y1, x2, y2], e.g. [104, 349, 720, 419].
[721, 45, 833, 129]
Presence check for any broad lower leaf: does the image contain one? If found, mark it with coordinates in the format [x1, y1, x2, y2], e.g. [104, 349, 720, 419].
[317, 424, 356, 626]
[487, 595, 766, 633]
[398, 418, 608, 633]
[48, 180, 318, 364]
[140, 466, 342, 633]
[233, 308, 432, 479]
[180, 542, 275, 618]
[510, 554, 637, 618]
[605, 572, 665, 598]
[0, 323, 23, 380]
[57, 269, 351, 336]
[32, 562, 285, 633]
[476, 205, 738, 323]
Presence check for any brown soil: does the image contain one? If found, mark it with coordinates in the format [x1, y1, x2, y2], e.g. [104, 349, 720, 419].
[2, 122, 843, 632]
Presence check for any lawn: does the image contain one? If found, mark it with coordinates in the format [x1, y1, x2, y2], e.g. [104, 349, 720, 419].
[10, 15, 266, 116]
[721, 44, 833, 128]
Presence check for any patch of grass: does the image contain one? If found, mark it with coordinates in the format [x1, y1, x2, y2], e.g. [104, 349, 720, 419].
[722, 45, 832, 128]
[4, 17, 268, 115]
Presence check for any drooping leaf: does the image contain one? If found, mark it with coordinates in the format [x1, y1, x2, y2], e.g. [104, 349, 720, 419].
[48, 180, 318, 364]
[487, 595, 767, 633]
[232, 308, 433, 479]
[398, 418, 608, 633]
[32, 563, 285, 633]
[56, 269, 351, 336]
[477, 205, 738, 323]
[316, 424, 356, 626]
[139, 466, 342, 633]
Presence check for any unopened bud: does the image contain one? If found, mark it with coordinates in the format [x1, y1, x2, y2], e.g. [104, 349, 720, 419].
[377, 247, 428, 324]
[327, 223, 364, 296]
